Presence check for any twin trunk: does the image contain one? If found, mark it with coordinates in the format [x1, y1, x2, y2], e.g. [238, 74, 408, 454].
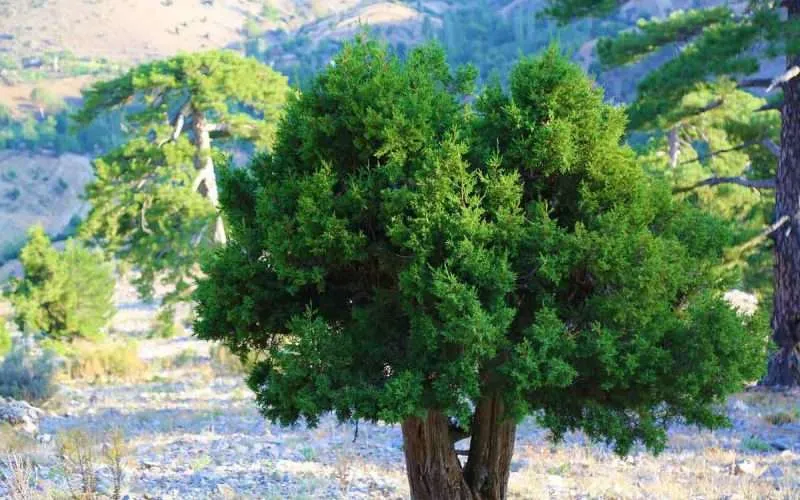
[401, 395, 516, 500]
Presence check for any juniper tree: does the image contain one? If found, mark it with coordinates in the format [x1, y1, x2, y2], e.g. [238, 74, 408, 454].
[73, 50, 289, 306]
[194, 38, 765, 499]
[546, 0, 800, 386]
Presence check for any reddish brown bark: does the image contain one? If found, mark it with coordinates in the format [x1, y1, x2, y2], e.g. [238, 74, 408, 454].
[765, 0, 800, 387]
[401, 395, 517, 500]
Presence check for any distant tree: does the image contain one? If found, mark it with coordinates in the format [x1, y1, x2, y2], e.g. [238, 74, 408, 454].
[73, 50, 290, 307]
[7, 226, 115, 342]
[546, 0, 800, 386]
[195, 38, 765, 499]
[0, 318, 11, 357]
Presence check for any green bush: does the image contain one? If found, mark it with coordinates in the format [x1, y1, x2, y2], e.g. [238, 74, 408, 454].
[7, 226, 115, 342]
[0, 345, 57, 404]
[0, 319, 11, 357]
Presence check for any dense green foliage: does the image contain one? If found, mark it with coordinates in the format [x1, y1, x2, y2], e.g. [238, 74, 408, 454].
[195, 39, 765, 456]
[545, 0, 786, 130]
[74, 50, 289, 304]
[6, 226, 115, 342]
[637, 84, 779, 293]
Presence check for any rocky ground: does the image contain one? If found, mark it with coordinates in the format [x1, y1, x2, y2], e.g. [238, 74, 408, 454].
[1, 287, 800, 499]
[0, 338, 798, 499]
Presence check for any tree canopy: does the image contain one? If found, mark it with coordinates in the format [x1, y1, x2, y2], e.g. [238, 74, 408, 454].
[194, 37, 765, 497]
[543, 0, 800, 388]
[74, 50, 290, 305]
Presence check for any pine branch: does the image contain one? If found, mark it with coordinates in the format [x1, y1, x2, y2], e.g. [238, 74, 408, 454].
[140, 198, 153, 235]
[756, 100, 781, 112]
[679, 141, 758, 165]
[738, 77, 773, 88]
[766, 66, 800, 93]
[727, 213, 795, 258]
[158, 99, 192, 147]
[672, 176, 775, 193]
[761, 138, 780, 158]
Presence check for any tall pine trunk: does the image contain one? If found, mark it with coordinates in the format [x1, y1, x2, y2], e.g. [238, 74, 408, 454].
[191, 111, 227, 245]
[401, 395, 517, 500]
[765, 0, 800, 387]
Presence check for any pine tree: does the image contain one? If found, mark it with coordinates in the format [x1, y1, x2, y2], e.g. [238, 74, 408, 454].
[546, 0, 800, 386]
[194, 38, 765, 499]
[73, 50, 290, 305]
[7, 226, 115, 342]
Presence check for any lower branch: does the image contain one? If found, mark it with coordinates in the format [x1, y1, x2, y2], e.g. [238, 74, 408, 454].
[673, 176, 775, 194]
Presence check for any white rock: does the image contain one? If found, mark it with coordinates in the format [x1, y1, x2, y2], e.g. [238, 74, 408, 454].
[733, 460, 759, 475]
[0, 397, 43, 434]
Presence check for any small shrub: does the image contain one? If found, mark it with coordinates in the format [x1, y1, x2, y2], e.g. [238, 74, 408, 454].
[209, 344, 256, 375]
[0, 453, 39, 500]
[300, 445, 316, 462]
[0, 346, 57, 404]
[57, 429, 98, 499]
[102, 428, 130, 500]
[741, 436, 771, 452]
[189, 454, 212, 471]
[243, 18, 262, 38]
[60, 340, 145, 383]
[151, 307, 181, 339]
[0, 423, 37, 455]
[0, 319, 11, 357]
[7, 226, 115, 342]
[764, 410, 798, 426]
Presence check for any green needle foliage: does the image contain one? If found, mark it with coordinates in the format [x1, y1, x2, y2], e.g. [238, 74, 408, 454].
[7, 226, 115, 342]
[195, 37, 765, 493]
[546, 1, 783, 130]
[74, 50, 290, 305]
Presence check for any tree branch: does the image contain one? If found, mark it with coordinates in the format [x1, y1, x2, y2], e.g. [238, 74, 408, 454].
[140, 198, 153, 235]
[767, 66, 800, 93]
[762, 138, 781, 158]
[727, 212, 795, 258]
[158, 99, 192, 147]
[191, 169, 209, 193]
[686, 98, 724, 118]
[679, 141, 757, 165]
[673, 176, 775, 193]
[756, 101, 781, 113]
[738, 77, 773, 88]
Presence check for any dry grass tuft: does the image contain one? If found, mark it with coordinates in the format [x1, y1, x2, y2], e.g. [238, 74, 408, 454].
[60, 340, 147, 384]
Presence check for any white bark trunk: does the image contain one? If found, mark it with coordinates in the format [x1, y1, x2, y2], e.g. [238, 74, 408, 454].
[192, 111, 227, 245]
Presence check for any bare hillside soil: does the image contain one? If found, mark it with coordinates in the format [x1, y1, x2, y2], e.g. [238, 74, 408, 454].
[0, 152, 92, 261]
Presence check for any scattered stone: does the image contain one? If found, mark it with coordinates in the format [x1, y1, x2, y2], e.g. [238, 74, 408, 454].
[733, 460, 759, 475]
[770, 441, 790, 451]
[216, 483, 237, 498]
[0, 396, 44, 434]
[760, 465, 784, 479]
[730, 399, 750, 412]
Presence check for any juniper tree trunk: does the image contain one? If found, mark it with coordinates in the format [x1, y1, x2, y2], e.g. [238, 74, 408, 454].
[191, 111, 227, 245]
[401, 395, 516, 500]
[765, 0, 800, 387]
[463, 395, 516, 500]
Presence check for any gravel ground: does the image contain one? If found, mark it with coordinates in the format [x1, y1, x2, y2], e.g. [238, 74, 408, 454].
[1, 286, 799, 499]
[1, 349, 796, 499]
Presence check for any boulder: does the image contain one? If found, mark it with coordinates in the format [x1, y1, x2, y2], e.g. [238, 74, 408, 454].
[0, 396, 44, 434]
